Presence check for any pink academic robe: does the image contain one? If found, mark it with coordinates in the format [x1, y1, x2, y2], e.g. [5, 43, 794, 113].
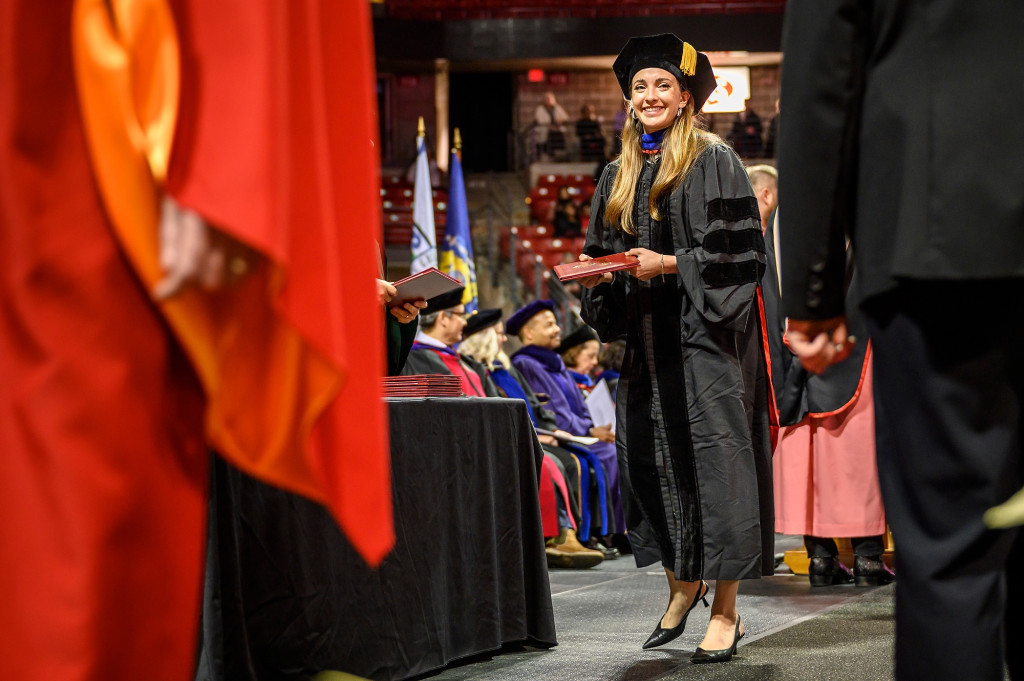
[773, 352, 887, 538]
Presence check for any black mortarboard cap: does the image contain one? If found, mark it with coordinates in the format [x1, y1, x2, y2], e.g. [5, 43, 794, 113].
[556, 325, 599, 355]
[506, 299, 555, 337]
[424, 286, 465, 311]
[612, 34, 718, 113]
[463, 308, 503, 338]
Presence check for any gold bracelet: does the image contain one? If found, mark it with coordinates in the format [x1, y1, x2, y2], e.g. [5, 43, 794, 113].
[660, 254, 665, 282]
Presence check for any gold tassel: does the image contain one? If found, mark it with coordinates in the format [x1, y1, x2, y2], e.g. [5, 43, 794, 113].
[680, 42, 697, 76]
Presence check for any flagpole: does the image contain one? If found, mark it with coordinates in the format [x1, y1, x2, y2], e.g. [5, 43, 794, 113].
[410, 116, 431, 247]
[440, 129, 477, 312]
[410, 116, 438, 274]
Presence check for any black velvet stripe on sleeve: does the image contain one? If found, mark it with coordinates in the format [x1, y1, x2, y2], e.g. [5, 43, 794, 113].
[702, 228, 766, 255]
[706, 197, 760, 224]
[700, 259, 766, 287]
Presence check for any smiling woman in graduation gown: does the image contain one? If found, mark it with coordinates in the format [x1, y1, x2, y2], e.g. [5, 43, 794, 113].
[579, 34, 773, 660]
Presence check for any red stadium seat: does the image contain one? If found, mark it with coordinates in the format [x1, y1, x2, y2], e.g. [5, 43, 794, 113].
[530, 198, 556, 225]
[514, 225, 551, 241]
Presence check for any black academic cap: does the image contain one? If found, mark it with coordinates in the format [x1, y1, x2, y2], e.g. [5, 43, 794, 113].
[506, 299, 555, 336]
[425, 286, 465, 311]
[463, 308, 503, 338]
[612, 33, 718, 113]
[556, 325, 599, 355]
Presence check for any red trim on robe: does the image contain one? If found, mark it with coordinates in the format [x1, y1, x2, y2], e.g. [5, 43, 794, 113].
[429, 349, 486, 396]
[805, 342, 873, 419]
[539, 457, 560, 538]
[757, 286, 781, 451]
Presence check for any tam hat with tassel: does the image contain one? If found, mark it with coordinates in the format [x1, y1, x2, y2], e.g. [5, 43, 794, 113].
[612, 33, 718, 113]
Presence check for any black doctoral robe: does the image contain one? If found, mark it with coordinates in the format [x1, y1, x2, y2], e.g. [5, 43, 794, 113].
[386, 314, 418, 377]
[581, 141, 774, 581]
[401, 347, 500, 397]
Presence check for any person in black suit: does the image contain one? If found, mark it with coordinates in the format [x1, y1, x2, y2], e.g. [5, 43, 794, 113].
[777, 2, 1024, 680]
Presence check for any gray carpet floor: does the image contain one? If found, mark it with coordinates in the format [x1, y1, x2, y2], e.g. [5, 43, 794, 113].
[419, 536, 898, 680]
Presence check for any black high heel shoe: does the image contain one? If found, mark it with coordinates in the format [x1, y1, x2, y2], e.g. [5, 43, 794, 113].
[691, 614, 743, 663]
[642, 580, 710, 650]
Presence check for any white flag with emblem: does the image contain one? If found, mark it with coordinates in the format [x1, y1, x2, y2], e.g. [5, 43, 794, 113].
[409, 136, 437, 274]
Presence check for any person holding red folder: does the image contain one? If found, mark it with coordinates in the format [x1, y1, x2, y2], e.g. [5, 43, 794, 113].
[577, 34, 773, 662]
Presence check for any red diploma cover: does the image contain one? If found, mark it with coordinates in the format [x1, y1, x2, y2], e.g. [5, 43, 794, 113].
[554, 252, 640, 281]
[390, 267, 462, 306]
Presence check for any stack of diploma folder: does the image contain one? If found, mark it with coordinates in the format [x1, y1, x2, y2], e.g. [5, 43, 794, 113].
[382, 374, 464, 398]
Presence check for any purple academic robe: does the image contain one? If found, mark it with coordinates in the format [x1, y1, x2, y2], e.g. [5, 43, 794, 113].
[512, 346, 624, 533]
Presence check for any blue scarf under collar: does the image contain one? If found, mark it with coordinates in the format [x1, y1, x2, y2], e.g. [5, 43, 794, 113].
[640, 127, 669, 152]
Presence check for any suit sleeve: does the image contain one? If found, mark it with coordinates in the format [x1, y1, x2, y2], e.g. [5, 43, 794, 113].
[675, 143, 767, 332]
[778, 0, 870, 320]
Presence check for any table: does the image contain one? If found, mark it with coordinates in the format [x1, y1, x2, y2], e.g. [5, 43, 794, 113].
[196, 397, 557, 681]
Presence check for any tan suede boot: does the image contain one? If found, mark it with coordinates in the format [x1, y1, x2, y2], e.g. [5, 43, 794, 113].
[545, 528, 604, 569]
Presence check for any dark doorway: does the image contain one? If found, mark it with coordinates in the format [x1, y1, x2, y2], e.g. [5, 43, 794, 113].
[449, 71, 514, 172]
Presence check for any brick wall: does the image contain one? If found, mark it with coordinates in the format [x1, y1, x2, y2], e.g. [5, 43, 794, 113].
[516, 70, 626, 141]
[702, 64, 779, 142]
[515, 64, 780, 153]
[379, 62, 779, 169]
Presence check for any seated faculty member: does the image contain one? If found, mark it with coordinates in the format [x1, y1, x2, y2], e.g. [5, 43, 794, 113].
[508, 301, 625, 543]
[401, 289, 497, 397]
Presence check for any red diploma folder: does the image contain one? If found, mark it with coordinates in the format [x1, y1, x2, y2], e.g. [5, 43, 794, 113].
[389, 267, 462, 306]
[553, 253, 640, 282]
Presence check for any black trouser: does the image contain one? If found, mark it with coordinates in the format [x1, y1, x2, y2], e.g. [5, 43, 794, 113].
[804, 534, 884, 559]
[865, 283, 1023, 681]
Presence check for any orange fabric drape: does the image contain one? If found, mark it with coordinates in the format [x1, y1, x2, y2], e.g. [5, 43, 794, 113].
[1, 1, 208, 677]
[72, 0, 393, 565]
[1, 1, 390, 674]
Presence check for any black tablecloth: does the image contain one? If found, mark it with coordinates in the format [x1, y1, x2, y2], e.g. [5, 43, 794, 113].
[196, 397, 557, 681]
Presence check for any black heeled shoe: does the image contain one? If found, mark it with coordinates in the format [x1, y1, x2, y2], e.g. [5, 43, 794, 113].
[691, 615, 743, 663]
[642, 580, 710, 650]
[854, 555, 896, 587]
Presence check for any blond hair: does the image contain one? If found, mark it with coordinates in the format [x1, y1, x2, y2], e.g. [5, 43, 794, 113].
[459, 326, 500, 366]
[746, 163, 778, 192]
[606, 97, 716, 234]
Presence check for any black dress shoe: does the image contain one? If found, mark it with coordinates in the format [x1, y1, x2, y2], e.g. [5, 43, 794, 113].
[584, 538, 620, 560]
[610, 533, 633, 555]
[854, 555, 896, 587]
[691, 615, 743, 663]
[808, 556, 855, 587]
[599, 535, 623, 559]
[642, 581, 710, 650]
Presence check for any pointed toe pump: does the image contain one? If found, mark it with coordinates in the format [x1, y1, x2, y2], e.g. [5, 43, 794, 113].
[691, 614, 743, 663]
[642, 580, 710, 650]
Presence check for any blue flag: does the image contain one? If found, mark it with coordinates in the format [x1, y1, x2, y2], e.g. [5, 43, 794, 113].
[439, 150, 477, 313]
[410, 137, 437, 274]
